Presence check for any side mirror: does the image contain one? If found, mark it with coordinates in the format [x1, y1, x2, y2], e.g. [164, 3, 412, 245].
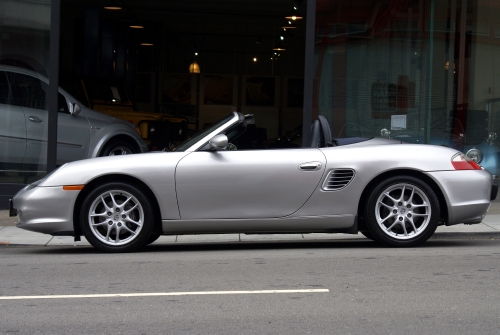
[488, 132, 497, 145]
[70, 103, 81, 115]
[380, 128, 390, 138]
[208, 134, 228, 150]
[245, 114, 255, 125]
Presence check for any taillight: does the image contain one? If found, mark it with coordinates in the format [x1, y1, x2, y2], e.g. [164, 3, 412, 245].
[451, 153, 482, 170]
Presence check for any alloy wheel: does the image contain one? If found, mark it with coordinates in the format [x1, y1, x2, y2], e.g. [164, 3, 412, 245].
[375, 183, 431, 240]
[88, 190, 144, 246]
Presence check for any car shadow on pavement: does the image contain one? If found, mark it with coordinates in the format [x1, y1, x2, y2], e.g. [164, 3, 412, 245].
[7, 238, 499, 255]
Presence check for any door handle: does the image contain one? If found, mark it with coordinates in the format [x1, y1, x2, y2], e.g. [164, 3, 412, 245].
[28, 116, 43, 123]
[299, 162, 322, 171]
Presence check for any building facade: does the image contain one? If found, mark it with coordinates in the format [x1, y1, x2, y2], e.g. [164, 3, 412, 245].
[1, 0, 499, 207]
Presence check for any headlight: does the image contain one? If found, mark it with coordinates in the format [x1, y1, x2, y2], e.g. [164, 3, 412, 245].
[24, 179, 44, 191]
[24, 164, 67, 190]
[466, 148, 483, 163]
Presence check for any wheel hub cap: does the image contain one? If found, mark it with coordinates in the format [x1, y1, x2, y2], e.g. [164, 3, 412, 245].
[375, 183, 431, 240]
[88, 190, 144, 246]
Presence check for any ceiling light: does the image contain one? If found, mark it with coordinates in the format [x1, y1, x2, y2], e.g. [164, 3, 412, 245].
[104, 0, 122, 10]
[285, 7, 303, 20]
[141, 43, 153, 46]
[130, 25, 144, 29]
[273, 43, 286, 51]
[281, 21, 297, 29]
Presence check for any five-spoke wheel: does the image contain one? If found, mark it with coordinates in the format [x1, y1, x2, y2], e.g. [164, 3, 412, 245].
[365, 175, 440, 247]
[80, 182, 155, 252]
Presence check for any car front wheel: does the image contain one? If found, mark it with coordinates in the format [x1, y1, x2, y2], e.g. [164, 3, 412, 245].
[80, 182, 155, 252]
[364, 175, 440, 247]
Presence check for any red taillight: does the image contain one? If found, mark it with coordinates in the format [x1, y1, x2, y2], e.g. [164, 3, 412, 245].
[451, 153, 482, 170]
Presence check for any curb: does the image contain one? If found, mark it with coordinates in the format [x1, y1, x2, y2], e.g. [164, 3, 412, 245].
[1, 231, 500, 248]
[432, 232, 500, 240]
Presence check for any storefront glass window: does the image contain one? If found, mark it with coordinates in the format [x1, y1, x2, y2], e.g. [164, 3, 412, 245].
[0, 0, 51, 183]
[315, 0, 500, 177]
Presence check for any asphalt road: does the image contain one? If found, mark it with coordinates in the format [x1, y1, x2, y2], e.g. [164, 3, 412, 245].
[1, 239, 499, 334]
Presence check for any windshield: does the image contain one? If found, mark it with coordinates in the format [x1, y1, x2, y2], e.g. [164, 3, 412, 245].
[83, 78, 132, 105]
[174, 113, 235, 152]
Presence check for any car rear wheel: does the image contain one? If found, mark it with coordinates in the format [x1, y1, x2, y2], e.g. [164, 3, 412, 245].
[364, 175, 440, 247]
[100, 139, 136, 156]
[80, 182, 155, 252]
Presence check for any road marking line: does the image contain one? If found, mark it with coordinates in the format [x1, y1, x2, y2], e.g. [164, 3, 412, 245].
[0, 289, 329, 300]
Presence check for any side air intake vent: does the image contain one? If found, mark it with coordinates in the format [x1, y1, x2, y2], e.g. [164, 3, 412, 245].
[322, 169, 355, 191]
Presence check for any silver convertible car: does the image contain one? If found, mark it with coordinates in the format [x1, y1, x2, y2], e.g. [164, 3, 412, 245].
[11, 112, 498, 252]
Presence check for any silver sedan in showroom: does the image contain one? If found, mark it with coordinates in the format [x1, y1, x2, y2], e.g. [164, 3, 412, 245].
[0, 65, 148, 176]
[11, 112, 497, 252]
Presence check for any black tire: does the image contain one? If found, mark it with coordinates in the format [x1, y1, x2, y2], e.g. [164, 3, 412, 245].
[364, 175, 440, 247]
[145, 233, 161, 246]
[360, 231, 375, 241]
[80, 182, 155, 253]
[100, 139, 137, 156]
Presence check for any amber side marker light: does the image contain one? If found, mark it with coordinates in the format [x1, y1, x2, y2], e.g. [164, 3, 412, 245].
[63, 185, 85, 191]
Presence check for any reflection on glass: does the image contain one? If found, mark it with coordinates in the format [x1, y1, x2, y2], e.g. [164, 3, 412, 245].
[315, 0, 500, 177]
[0, 0, 51, 183]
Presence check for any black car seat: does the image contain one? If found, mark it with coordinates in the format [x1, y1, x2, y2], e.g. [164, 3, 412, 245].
[309, 115, 336, 147]
[308, 119, 322, 147]
[318, 115, 335, 147]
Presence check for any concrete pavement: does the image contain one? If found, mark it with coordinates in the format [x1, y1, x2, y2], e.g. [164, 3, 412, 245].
[1, 204, 500, 247]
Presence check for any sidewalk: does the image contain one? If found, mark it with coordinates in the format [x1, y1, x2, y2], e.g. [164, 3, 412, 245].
[1, 207, 500, 247]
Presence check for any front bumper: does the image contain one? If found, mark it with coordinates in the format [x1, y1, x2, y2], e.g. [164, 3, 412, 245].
[12, 185, 79, 236]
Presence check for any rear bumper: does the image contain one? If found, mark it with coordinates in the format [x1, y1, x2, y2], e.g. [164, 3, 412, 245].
[425, 170, 492, 225]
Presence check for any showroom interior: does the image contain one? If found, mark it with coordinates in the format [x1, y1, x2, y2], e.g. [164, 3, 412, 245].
[2, 0, 500, 208]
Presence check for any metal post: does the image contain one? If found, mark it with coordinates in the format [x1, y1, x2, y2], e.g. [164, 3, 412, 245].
[302, 0, 316, 147]
[47, 0, 61, 173]
[425, 0, 435, 144]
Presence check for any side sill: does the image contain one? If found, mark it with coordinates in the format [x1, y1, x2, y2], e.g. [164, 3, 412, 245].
[161, 214, 356, 235]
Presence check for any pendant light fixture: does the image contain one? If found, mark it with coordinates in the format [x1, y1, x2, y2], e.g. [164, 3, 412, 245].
[189, 50, 200, 73]
[189, 62, 201, 73]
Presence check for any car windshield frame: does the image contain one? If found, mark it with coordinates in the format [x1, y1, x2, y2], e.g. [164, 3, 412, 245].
[174, 112, 240, 152]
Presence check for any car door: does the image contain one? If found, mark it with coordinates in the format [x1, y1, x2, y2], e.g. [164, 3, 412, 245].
[175, 148, 326, 219]
[7, 72, 91, 166]
[0, 70, 26, 168]
[6, 71, 48, 168]
[55, 93, 91, 164]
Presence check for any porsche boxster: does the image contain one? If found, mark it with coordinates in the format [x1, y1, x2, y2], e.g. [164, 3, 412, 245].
[10, 112, 497, 252]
